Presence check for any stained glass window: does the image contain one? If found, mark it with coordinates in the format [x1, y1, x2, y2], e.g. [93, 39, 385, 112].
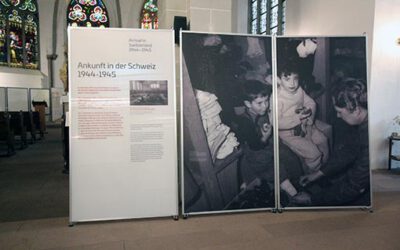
[249, 0, 285, 35]
[67, 0, 110, 28]
[0, 7, 7, 65]
[140, 0, 158, 29]
[9, 9, 24, 67]
[0, 0, 40, 69]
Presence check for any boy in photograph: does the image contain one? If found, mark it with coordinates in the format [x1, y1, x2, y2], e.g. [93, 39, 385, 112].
[277, 61, 329, 174]
[235, 80, 274, 187]
[235, 80, 301, 200]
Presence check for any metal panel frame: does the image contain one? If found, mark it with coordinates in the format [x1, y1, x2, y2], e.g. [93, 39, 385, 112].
[180, 30, 276, 216]
[275, 35, 372, 211]
[68, 27, 179, 224]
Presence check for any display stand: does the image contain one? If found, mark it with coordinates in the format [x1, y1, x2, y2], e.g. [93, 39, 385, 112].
[181, 31, 276, 215]
[275, 35, 372, 211]
[181, 32, 372, 215]
[69, 28, 178, 223]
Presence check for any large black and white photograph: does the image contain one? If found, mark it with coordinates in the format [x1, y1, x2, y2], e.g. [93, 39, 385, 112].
[276, 37, 371, 208]
[181, 32, 275, 214]
[130, 80, 168, 106]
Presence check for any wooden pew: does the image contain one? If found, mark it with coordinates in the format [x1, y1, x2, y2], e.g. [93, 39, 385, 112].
[22, 111, 37, 143]
[32, 101, 47, 135]
[0, 112, 16, 156]
[32, 111, 44, 138]
[8, 111, 28, 149]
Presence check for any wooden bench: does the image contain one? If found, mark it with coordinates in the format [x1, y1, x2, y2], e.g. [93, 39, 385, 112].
[32, 111, 44, 139]
[8, 111, 28, 149]
[0, 112, 16, 156]
[22, 111, 37, 143]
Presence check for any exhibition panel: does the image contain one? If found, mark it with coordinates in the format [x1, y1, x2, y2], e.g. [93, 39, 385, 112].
[69, 28, 178, 222]
[181, 31, 276, 215]
[181, 33, 372, 214]
[276, 36, 371, 209]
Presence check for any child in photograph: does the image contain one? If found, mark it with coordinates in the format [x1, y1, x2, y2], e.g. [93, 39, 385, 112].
[277, 60, 329, 174]
[235, 80, 274, 188]
[235, 80, 301, 200]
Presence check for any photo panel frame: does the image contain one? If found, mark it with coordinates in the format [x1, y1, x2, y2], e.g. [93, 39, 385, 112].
[181, 33, 372, 215]
[275, 36, 372, 210]
[181, 31, 276, 215]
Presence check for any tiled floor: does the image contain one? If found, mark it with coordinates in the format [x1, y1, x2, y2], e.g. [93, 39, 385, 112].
[1, 127, 400, 249]
[373, 169, 400, 192]
[0, 127, 68, 223]
[1, 190, 400, 249]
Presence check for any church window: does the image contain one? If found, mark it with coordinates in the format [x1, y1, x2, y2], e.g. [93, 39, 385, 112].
[249, 0, 285, 35]
[67, 0, 109, 28]
[0, 0, 40, 69]
[140, 0, 158, 29]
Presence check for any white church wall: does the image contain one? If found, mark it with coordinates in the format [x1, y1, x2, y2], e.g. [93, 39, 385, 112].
[285, 0, 375, 78]
[369, 0, 400, 169]
[160, 0, 188, 29]
[232, 0, 248, 34]
[119, 0, 142, 28]
[189, 0, 232, 33]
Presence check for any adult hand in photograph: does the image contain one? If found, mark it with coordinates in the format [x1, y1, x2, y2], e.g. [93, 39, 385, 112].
[291, 192, 312, 205]
[299, 170, 324, 187]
